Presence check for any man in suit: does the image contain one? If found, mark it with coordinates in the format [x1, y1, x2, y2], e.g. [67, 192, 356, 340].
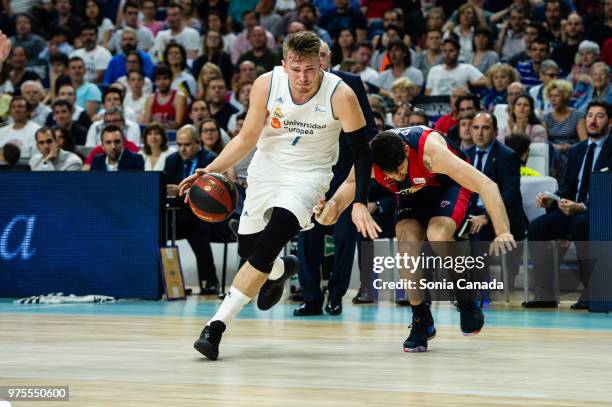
[293, 41, 377, 316]
[90, 125, 145, 171]
[466, 112, 527, 294]
[164, 124, 220, 295]
[524, 101, 612, 309]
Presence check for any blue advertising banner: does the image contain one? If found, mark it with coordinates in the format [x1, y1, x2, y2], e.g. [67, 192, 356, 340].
[0, 172, 163, 299]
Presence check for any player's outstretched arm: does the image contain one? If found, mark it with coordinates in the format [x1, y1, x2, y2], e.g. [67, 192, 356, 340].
[178, 74, 271, 199]
[423, 133, 516, 255]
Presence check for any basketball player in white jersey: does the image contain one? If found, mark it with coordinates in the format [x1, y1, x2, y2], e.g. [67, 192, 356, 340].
[178, 31, 379, 360]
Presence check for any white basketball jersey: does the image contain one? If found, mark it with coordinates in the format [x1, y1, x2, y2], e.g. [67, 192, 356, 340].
[249, 66, 344, 177]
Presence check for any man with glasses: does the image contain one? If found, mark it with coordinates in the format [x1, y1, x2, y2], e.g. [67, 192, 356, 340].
[529, 59, 559, 117]
[29, 127, 82, 171]
[90, 125, 144, 171]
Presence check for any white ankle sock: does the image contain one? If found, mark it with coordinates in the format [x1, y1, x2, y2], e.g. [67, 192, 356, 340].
[268, 258, 284, 280]
[208, 286, 251, 325]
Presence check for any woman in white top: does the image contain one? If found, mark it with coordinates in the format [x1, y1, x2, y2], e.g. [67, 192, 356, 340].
[84, 0, 115, 48]
[164, 42, 197, 100]
[139, 123, 176, 171]
[124, 69, 149, 124]
[443, 3, 486, 63]
[498, 94, 547, 143]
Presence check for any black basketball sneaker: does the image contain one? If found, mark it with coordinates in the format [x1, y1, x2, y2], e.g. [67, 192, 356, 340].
[403, 306, 436, 353]
[194, 320, 226, 360]
[457, 301, 485, 336]
[257, 255, 299, 310]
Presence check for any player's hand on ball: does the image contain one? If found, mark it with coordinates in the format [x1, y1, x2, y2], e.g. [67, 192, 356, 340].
[352, 203, 382, 240]
[314, 198, 339, 225]
[489, 232, 517, 256]
[178, 168, 209, 203]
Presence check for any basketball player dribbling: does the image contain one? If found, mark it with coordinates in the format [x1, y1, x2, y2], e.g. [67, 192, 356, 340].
[316, 125, 517, 352]
[178, 32, 379, 360]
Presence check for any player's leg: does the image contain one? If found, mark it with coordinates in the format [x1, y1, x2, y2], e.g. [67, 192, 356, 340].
[194, 207, 301, 360]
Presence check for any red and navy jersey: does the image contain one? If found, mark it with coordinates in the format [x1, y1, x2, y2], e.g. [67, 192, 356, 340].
[372, 126, 470, 195]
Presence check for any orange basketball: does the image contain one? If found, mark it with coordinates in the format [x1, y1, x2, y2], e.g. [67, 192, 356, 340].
[188, 173, 238, 222]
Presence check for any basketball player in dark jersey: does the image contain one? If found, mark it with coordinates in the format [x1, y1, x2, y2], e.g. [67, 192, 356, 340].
[317, 125, 516, 352]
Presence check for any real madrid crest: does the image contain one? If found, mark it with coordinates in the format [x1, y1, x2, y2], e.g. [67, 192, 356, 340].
[273, 106, 283, 118]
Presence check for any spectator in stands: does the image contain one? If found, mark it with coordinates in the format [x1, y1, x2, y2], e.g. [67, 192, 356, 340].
[187, 99, 211, 128]
[53, 126, 85, 161]
[544, 79, 587, 178]
[256, 0, 282, 37]
[0, 96, 40, 156]
[370, 8, 410, 51]
[228, 80, 252, 132]
[199, 118, 230, 166]
[141, 0, 165, 37]
[496, 6, 528, 63]
[413, 29, 443, 82]
[124, 69, 148, 123]
[50, 0, 83, 44]
[499, 94, 547, 143]
[434, 86, 467, 135]
[586, 0, 612, 48]
[471, 27, 499, 74]
[44, 53, 71, 104]
[68, 56, 102, 118]
[164, 42, 197, 100]
[230, 9, 276, 65]
[458, 111, 475, 151]
[318, 0, 367, 42]
[330, 28, 355, 67]
[550, 12, 584, 76]
[195, 62, 222, 100]
[509, 22, 547, 67]
[87, 103, 140, 148]
[505, 132, 541, 176]
[206, 10, 236, 56]
[390, 103, 411, 128]
[296, 2, 332, 47]
[49, 100, 89, 145]
[516, 36, 550, 88]
[83, 0, 115, 48]
[574, 62, 612, 112]
[407, 111, 429, 127]
[525, 101, 612, 309]
[109, 1, 155, 54]
[444, 3, 486, 63]
[143, 64, 186, 130]
[70, 23, 112, 84]
[237, 26, 281, 73]
[348, 41, 378, 85]
[139, 123, 176, 171]
[94, 86, 137, 122]
[90, 124, 145, 171]
[567, 40, 600, 95]
[4, 46, 39, 96]
[425, 37, 486, 96]
[38, 25, 74, 63]
[483, 63, 519, 112]
[191, 30, 233, 88]
[373, 40, 423, 98]
[529, 59, 559, 118]
[206, 77, 238, 131]
[493, 81, 525, 127]
[29, 127, 83, 171]
[19, 80, 51, 126]
[179, 0, 203, 33]
[0, 143, 30, 171]
[447, 93, 480, 144]
[543, 0, 564, 47]
[389, 77, 417, 111]
[153, 2, 200, 61]
[164, 124, 219, 294]
[370, 25, 407, 73]
[9, 13, 46, 63]
[104, 28, 155, 85]
[48, 84, 93, 129]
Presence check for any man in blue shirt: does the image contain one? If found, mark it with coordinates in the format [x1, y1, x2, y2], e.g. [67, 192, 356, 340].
[516, 37, 550, 89]
[103, 28, 154, 85]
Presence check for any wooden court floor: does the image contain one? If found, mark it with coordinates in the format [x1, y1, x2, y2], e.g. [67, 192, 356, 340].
[1, 299, 612, 406]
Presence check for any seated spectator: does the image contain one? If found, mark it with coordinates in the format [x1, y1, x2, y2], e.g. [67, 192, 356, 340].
[141, 0, 165, 37]
[83, 0, 115, 47]
[389, 77, 418, 112]
[505, 132, 541, 176]
[516, 36, 550, 88]
[496, 6, 528, 63]
[425, 38, 486, 96]
[413, 28, 443, 81]
[317, 0, 367, 42]
[236, 26, 281, 74]
[524, 101, 612, 309]
[86, 106, 141, 147]
[17, 80, 51, 126]
[124, 70, 149, 123]
[228, 80, 252, 133]
[574, 62, 612, 112]
[348, 41, 380, 85]
[43, 53, 71, 104]
[191, 30, 233, 88]
[143, 64, 186, 130]
[373, 40, 424, 97]
[390, 103, 411, 128]
[68, 56, 102, 118]
[69, 23, 112, 84]
[369, 8, 410, 52]
[447, 93, 480, 144]
[50, 0, 83, 44]
[9, 13, 46, 63]
[53, 126, 85, 161]
[407, 111, 429, 127]
[0, 143, 30, 171]
[206, 10, 236, 56]
[256, 0, 282, 37]
[195, 62, 223, 100]
[544, 79, 587, 178]
[499, 94, 547, 143]
[443, 3, 487, 63]
[108, 1, 155, 54]
[153, 2, 201, 61]
[550, 12, 583, 76]
[296, 2, 332, 47]
[94, 87, 138, 123]
[528, 59, 559, 118]
[90, 125, 145, 171]
[493, 81, 526, 128]
[114, 52, 154, 95]
[164, 42, 197, 100]
[48, 100, 89, 145]
[230, 10, 276, 65]
[29, 127, 83, 171]
[3, 46, 40, 96]
[187, 99, 211, 127]
[434, 86, 467, 135]
[199, 118, 236, 178]
[0, 96, 40, 157]
[163, 124, 219, 294]
[48, 84, 93, 130]
[37, 26, 74, 63]
[471, 27, 500, 75]
[457, 111, 475, 151]
[179, 0, 203, 33]
[139, 123, 176, 171]
[566, 40, 599, 91]
[370, 24, 408, 73]
[483, 63, 519, 112]
[104, 28, 155, 85]
[508, 21, 547, 67]
[331, 28, 356, 68]
[206, 77, 238, 131]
